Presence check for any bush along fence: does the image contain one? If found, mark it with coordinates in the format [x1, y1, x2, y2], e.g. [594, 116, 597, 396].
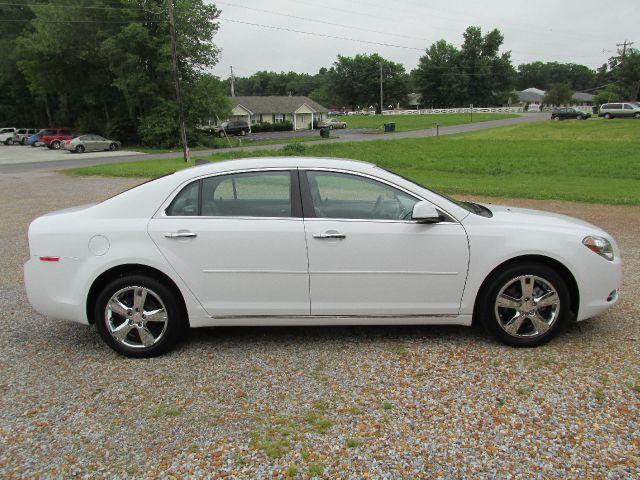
[250, 121, 293, 133]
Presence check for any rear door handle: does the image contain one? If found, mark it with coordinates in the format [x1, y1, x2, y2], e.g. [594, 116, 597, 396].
[164, 231, 197, 239]
[313, 231, 346, 240]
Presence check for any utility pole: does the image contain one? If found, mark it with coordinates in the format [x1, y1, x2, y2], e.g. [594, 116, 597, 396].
[616, 40, 634, 64]
[167, 0, 190, 163]
[230, 66, 235, 97]
[379, 62, 383, 115]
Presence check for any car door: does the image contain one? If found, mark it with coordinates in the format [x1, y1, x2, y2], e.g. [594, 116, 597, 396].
[93, 135, 109, 150]
[148, 169, 310, 317]
[301, 170, 470, 316]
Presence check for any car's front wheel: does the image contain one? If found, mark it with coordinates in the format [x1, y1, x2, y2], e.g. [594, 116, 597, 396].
[552, 116, 560, 121]
[604, 113, 612, 119]
[478, 262, 570, 347]
[94, 274, 185, 357]
[634, 112, 640, 119]
[75, 145, 85, 153]
[51, 140, 60, 150]
[109, 143, 119, 151]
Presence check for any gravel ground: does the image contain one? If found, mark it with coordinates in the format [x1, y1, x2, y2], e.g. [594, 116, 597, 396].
[0, 172, 638, 479]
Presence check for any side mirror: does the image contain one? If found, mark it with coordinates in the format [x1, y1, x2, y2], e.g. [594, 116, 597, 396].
[412, 201, 441, 223]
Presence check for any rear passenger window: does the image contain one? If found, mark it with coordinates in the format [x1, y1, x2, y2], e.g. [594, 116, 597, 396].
[166, 180, 199, 216]
[202, 171, 291, 217]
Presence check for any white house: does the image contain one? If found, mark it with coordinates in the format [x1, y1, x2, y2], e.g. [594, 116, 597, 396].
[229, 96, 329, 131]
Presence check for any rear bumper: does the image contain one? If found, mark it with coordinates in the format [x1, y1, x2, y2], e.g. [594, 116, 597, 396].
[24, 256, 88, 324]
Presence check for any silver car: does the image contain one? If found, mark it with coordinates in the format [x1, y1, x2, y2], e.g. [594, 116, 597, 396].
[598, 102, 640, 119]
[64, 134, 120, 153]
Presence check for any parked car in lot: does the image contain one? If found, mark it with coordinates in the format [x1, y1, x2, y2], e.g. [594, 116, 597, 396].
[13, 128, 39, 145]
[550, 108, 591, 120]
[318, 118, 348, 129]
[0, 127, 17, 145]
[26, 130, 45, 147]
[24, 157, 621, 357]
[598, 102, 640, 119]
[211, 120, 250, 137]
[63, 134, 120, 153]
[40, 128, 80, 149]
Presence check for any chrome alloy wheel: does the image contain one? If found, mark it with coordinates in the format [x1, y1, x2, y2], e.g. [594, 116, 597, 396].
[494, 275, 560, 338]
[105, 286, 168, 349]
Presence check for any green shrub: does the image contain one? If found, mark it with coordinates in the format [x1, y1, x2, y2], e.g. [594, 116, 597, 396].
[282, 143, 307, 154]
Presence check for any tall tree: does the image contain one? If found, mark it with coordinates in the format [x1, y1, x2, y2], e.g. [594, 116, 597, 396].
[515, 62, 597, 91]
[412, 26, 514, 108]
[8, 0, 226, 146]
[543, 83, 573, 106]
[327, 53, 408, 112]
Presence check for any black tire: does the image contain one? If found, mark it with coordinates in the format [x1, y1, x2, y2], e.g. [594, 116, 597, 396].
[75, 145, 85, 153]
[635, 112, 640, 119]
[94, 274, 185, 357]
[21, 139, 26, 145]
[51, 140, 60, 150]
[240, 129, 246, 136]
[4, 139, 12, 145]
[109, 142, 119, 151]
[552, 116, 560, 121]
[604, 113, 612, 119]
[477, 262, 570, 347]
[218, 131, 225, 138]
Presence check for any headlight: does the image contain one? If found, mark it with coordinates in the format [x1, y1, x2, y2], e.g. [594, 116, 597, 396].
[583, 236, 614, 261]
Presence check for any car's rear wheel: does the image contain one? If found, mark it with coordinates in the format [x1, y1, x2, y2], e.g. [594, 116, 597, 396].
[218, 131, 225, 138]
[240, 130, 246, 136]
[109, 143, 119, 151]
[51, 140, 60, 150]
[604, 113, 612, 119]
[634, 112, 640, 119]
[477, 262, 570, 347]
[94, 274, 185, 357]
[552, 116, 560, 121]
[75, 145, 85, 153]
[4, 139, 12, 145]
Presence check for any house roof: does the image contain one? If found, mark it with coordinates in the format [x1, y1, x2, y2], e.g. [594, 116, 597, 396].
[572, 92, 595, 101]
[231, 96, 329, 114]
[522, 87, 546, 96]
[516, 90, 544, 102]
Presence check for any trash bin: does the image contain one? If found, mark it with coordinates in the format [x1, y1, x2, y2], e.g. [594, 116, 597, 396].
[384, 122, 396, 132]
[320, 127, 330, 138]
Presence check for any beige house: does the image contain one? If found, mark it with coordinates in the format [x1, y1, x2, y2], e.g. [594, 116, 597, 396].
[229, 96, 329, 131]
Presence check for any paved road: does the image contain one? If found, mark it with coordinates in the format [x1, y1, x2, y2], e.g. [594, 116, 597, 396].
[0, 114, 548, 174]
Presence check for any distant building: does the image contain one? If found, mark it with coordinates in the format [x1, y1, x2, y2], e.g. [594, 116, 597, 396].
[229, 96, 329, 130]
[514, 88, 595, 109]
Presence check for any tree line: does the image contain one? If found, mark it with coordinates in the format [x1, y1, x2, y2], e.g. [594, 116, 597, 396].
[1, 2, 638, 147]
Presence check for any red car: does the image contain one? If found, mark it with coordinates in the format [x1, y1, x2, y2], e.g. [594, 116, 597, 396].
[40, 128, 80, 150]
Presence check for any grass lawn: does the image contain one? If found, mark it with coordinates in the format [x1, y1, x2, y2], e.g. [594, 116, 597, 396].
[65, 118, 640, 205]
[126, 136, 326, 153]
[341, 113, 519, 132]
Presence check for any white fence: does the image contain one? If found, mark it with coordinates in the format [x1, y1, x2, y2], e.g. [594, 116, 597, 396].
[381, 106, 524, 115]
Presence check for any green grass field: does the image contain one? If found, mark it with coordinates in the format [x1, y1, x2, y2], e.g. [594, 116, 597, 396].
[340, 112, 518, 132]
[65, 117, 640, 205]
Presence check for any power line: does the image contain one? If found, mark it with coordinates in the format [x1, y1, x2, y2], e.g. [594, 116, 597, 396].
[0, 18, 167, 23]
[216, 0, 432, 42]
[0, 2, 158, 12]
[220, 17, 425, 51]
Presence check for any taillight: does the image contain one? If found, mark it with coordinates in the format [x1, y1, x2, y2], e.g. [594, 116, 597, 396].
[65, 140, 70, 145]
[39, 256, 60, 262]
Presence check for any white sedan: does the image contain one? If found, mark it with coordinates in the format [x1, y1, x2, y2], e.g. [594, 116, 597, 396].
[24, 157, 621, 357]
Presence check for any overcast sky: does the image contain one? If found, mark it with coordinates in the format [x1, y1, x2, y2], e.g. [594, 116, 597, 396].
[209, 0, 638, 80]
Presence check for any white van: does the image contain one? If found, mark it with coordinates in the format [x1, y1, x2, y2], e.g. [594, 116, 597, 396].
[598, 102, 640, 119]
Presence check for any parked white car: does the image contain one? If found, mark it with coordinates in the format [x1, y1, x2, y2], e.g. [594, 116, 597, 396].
[25, 157, 621, 357]
[318, 118, 348, 129]
[0, 127, 17, 145]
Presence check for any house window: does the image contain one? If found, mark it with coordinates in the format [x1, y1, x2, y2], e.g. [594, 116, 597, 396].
[250, 114, 261, 125]
[273, 113, 285, 123]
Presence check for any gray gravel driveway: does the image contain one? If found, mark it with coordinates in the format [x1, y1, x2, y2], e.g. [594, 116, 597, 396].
[0, 171, 638, 478]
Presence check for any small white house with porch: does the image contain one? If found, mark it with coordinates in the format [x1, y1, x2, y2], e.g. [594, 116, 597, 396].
[229, 96, 329, 130]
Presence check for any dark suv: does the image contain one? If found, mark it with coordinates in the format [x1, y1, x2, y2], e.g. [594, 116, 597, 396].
[41, 128, 80, 149]
[211, 121, 251, 137]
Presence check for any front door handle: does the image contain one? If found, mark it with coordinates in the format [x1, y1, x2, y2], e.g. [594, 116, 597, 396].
[164, 231, 198, 239]
[313, 231, 346, 240]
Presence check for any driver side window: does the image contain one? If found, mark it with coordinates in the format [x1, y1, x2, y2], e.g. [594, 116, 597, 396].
[306, 171, 418, 220]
